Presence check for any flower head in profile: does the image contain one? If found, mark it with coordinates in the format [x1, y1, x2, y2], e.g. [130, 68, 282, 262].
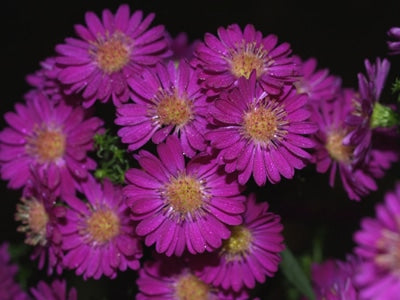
[193, 193, 284, 292]
[0, 93, 103, 197]
[115, 59, 208, 157]
[136, 255, 249, 300]
[55, 4, 171, 107]
[193, 23, 298, 96]
[59, 176, 142, 279]
[30, 279, 77, 300]
[387, 27, 400, 55]
[124, 135, 246, 256]
[206, 72, 317, 186]
[353, 182, 400, 300]
[310, 255, 360, 300]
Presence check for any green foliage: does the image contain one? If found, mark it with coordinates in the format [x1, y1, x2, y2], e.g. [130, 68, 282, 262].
[391, 77, 400, 102]
[93, 130, 131, 184]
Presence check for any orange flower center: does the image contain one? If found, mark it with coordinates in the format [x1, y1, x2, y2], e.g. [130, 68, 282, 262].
[175, 274, 210, 300]
[165, 175, 204, 216]
[230, 42, 268, 79]
[15, 197, 49, 246]
[221, 225, 253, 260]
[242, 103, 287, 145]
[27, 125, 66, 163]
[93, 32, 132, 74]
[326, 130, 353, 163]
[156, 91, 193, 127]
[86, 209, 120, 244]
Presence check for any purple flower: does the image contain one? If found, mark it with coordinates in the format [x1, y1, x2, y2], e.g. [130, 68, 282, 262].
[15, 171, 66, 275]
[193, 23, 298, 96]
[30, 279, 77, 300]
[193, 193, 284, 292]
[310, 255, 360, 300]
[293, 56, 341, 102]
[165, 31, 201, 62]
[0, 93, 103, 197]
[136, 255, 249, 300]
[124, 135, 246, 256]
[0, 243, 29, 300]
[55, 4, 171, 107]
[353, 182, 400, 299]
[206, 73, 317, 186]
[387, 27, 400, 55]
[59, 176, 142, 279]
[115, 59, 208, 157]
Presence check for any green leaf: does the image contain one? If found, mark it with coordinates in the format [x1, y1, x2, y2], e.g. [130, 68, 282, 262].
[280, 247, 316, 300]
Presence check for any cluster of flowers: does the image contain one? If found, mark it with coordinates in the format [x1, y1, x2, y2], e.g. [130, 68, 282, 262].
[1, 3, 400, 299]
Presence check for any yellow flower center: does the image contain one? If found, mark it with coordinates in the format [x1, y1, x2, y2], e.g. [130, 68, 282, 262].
[27, 125, 66, 163]
[375, 229, 400, 275]
[221, 226, 253, 260]
[15, 197, 49, 246]
[156, 91, 193, 127]
[86, 209, 120, 244]
[175, 274, 210, 300]
[93, 32, 132, 74]
[165, 175, 204, 216]
[230, 42, 268, 79]
[325, 130, 353, 163]
[242, 103, 287, 145]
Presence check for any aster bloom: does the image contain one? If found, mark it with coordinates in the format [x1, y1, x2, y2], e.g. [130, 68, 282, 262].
[310, 255, 360, 300]
[387, 27, 400, 55]
[15, 171, 66, 275]
[193, 23, 298, 96]
[194, 193, 284, 292]
[55, 4, 171, 107]
[0, 93, 103, 197]
[206, 72, 317, 186]
[59, 176, 142, 280]
[116, 59, 208, 157]
[310, 88, 380, 201]
[124, 135, 246, 256]
[165, 31, 201, 62]
[30, 279, 77, 300]
[293, 56, 341, 102]
[0, 243, 29, 300]
[353, 182, 400, 300]
[136, 255, 249, 300]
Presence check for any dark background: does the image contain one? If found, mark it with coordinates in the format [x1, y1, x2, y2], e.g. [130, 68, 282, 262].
[2, 0, 400, 299]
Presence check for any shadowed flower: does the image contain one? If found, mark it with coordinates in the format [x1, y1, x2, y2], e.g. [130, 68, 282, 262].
[55, 4, 171, 107]
[193, 193, 284, 292]
[193, 23, 298, 96]
[124, 135, 246, 256]
[59, 176, 142, 279]
[206, 72, 317, 186]
[115, 59, 208, 157]
[30, 279, 77, 300]
[0, 92, 103, 197]
[387, 27, 400, 55]
[353, 182, 400, 300]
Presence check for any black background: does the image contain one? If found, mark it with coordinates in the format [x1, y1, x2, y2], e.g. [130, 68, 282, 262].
[2, 0, 400, 299]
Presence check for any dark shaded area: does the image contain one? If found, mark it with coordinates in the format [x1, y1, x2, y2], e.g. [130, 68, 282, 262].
[1, 0, 400, 299]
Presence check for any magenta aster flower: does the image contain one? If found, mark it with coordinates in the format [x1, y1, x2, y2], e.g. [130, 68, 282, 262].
[0, 93, 103, 197]
[206, 73, 317, 186]
[55, 4, 171, 107]
[0, 243, 29, 300]
[30, 279, 77, 300]
[15, 171, 66, 275]
[193, 193, 284, 292]
[310, 255, 360, 300]
[136, 255, 249, 300]
[59, 176, 142, 280]
[387, 27, 400, 55]
[293, 56, 341, 102]
[310, 88, 380, 201]
[193, 23, 298, 96]
[353, 182, 400, 300]
[165, 31, 200, 62]
[124, 135, 246, 256]
[115, 59, 208, 157]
